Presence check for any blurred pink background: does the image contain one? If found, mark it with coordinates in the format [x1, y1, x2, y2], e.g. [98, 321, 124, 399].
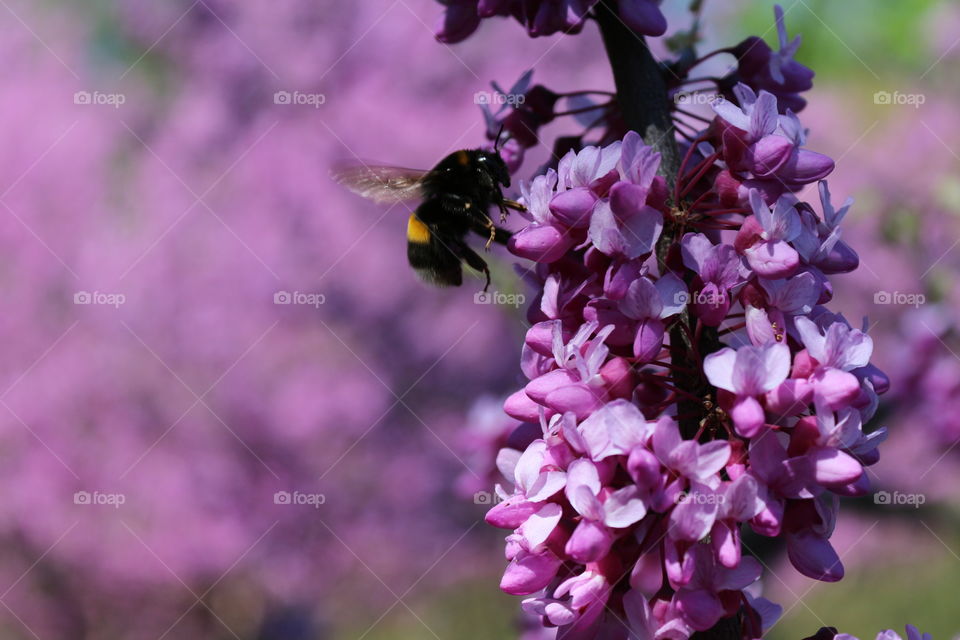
[1, 0, 959, 638]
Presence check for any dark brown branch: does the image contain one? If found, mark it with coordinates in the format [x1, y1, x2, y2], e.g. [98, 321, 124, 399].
[595, 1, 680, 185]
[596, 4, 733, 639]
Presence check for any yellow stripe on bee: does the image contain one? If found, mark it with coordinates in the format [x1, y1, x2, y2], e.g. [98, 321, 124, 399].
[407, 214, 432, 244]
[455, 150, 470, 166]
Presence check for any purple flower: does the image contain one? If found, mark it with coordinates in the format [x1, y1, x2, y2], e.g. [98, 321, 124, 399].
[736, 190, 803, 278]
[793, 180, 860, 273]
[564, 458, 647, 562]
[710, 474, 764, 567]
[522, 569, 610, 630]
[670, 545, 762, 631]
[481, 94, 887, 637]
[744, 271, 821, 345]
[704, 341, 791, 436]
[713, 85, 834, 197]
[795, 316, 873, 410]
[618, 273, 687, 361]
[712, 86, 795, 176]
[728, 5, 814, 112]
[681, 233, 747, 325]
[510, 169, 577, 262]
[653, 417, 731, 485]
[436, 0, 667, 42]
[836, 626, 933, 640]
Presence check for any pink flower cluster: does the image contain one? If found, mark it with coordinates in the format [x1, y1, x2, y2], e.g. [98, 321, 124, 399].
[485, 93, 889, 637]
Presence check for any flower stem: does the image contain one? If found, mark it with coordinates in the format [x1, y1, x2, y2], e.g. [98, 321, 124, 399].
[595, 2, 680, 185]
[595, 2, 723, 447]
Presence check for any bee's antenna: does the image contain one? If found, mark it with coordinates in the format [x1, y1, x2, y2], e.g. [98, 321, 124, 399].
[494, 125, 506, 154]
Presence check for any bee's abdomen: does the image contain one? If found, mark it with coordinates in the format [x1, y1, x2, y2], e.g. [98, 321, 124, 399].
[406, 214, 463, 287]
[406, 213, 432, 245]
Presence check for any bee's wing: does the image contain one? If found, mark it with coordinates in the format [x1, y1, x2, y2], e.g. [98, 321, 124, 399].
[330, 162, 428, 204]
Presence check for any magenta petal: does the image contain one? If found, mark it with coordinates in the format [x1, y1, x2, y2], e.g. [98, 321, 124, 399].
[504, 389, 545, 422]
[780, 149, 835, 184]
[694, 283, 732, 327]
[745, 240, 799, 278]
[765, 378, 813, 417]
[584, 300, 635, 346]
[817, 240, 859, 274]
[811, 368, 860, 410]
[669, 486, 719, 542]
[627, 447, 661, 487]
[711, 520, 741, 568]
[664, 540, 696, 587]
[676, 588, 724, 631]
[545, 383, 605, 420]
[830, 470, 870, 497]
[716, 554, 762, 590]
[750, 135, 794, 176]
[786, 530, 844, 582]
[618, 0, 667, 36]
[550, 187, 597, 228]
[509, 225, 574, 263]
[630, 547, 663, 593]
[731, 395, 765, 437]
[525, 368, 579, 405]
[808, 446, 862, 485]
[500, 550, 563, 595]
[565, 519, 615, 564]
[633, 317, 665, 362]
[855, 363, 889, 395]
[525, 321, 559, 357]
[609, 181, 649, 219]
[751, 503, 783, 537]
[622, 205, 663, 259]
[485, 496, 539, 529]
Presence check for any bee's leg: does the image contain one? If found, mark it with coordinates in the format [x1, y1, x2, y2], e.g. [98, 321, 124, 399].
[471, 219, 511, 248]
[458, 243, 492, 292]
[480, 214, 497, 250]
[497, 202, 508, 224]
[498, 199, 525, 223]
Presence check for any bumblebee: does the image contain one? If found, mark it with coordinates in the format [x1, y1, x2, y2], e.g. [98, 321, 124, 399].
[331, 144, 524, 291]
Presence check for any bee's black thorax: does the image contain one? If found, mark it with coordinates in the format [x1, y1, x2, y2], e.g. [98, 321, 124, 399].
[417, 149, 510, 231]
